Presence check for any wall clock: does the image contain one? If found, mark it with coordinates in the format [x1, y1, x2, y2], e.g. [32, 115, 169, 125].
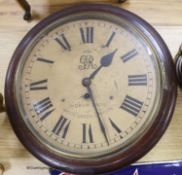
[1, 3, 179, 175]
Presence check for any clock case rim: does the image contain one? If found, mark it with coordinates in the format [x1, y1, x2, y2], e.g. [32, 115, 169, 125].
[5, 4, 177, 174]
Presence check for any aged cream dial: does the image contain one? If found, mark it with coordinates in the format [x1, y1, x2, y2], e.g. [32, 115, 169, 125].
[15, 13, 161, 158]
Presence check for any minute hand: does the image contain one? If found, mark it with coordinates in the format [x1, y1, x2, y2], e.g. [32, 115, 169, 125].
[86, 85, 110, 145]
[89, 49, 118, 80]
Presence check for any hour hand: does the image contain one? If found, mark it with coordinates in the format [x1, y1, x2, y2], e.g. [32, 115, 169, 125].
[100, 49, 118, 67]
[89, 49, 118, 80]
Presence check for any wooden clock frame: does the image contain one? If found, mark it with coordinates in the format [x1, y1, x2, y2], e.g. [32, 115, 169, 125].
[5, 4, 177, 174]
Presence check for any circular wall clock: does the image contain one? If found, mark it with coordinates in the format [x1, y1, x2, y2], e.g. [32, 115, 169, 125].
[5, 4, 177, 174]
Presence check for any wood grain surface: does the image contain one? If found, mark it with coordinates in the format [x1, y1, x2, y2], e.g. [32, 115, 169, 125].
[0, 0, 182, 174]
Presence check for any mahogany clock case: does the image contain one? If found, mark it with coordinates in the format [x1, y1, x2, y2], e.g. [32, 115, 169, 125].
[5, 4, 177, 175]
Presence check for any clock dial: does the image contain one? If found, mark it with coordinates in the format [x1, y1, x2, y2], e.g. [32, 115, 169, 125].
[15, 14, 162, 158]
[5, 5, 177, 174]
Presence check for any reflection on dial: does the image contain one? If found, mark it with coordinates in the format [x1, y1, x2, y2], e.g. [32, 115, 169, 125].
[17, 15, 161, 158]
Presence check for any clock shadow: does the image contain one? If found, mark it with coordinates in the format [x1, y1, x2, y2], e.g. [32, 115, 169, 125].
[25, 0, 127, 21]
[45, 0, 128, 15]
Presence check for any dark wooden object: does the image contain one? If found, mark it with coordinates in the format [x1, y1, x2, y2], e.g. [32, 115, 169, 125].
[16, 0, 31, 20]
[0, 93, 5, 113]
[175, 44, 182, 87]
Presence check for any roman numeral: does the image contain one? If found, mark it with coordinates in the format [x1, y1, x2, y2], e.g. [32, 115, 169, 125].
[109, 118, 122, 133]
[30, 79, 48, 91]
[82, 123, 94, 143]
[128, 74, 147, 86]
[80, 27, 94, 43]
[37, 58, 54, 64]
[103, 32, 116, 47]
[33, 97, 55, 120]
[121, 49, 138, 62]
[55, 34, 71, 51]
[52, 116, 70, 138]
[120, 95, 143, 116]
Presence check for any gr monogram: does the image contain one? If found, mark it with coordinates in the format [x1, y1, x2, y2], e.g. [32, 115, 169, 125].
[79, 55, 97, 70]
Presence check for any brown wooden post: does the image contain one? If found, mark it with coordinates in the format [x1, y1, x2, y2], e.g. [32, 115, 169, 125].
[0, 93, 5, 113]
[16, 0, 31, 21]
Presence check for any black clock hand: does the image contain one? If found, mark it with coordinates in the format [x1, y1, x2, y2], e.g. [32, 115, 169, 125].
[81, 50, 118, 144]
[89, 49, 118, 80]
[82, 78, 110, 145]
[87, 86, 110, 145]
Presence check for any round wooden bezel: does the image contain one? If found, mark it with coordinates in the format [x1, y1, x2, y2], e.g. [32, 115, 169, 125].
[5, 4, 177, 174]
